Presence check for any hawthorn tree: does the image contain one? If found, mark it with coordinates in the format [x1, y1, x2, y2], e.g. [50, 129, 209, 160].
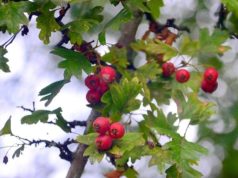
[1, 0, 238, 178]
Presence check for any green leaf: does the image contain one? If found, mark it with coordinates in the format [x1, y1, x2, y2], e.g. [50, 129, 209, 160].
[21, 110, 51, 124]
[51, 47, 92, 79]
[136, 61, 161, 80]
[199, 28, 229, 55]
[110, 0, 121, 6]
[115, 146, 145, 166]
[0, 47, 10, 72]
[82, 6, 104, 23]
[66, 19, 99, 44]
[39, 79, 69, 106]
[123, 168, 138, 178]
[147, 79, 172, 105]
[110, 132, 145, 156]
[0, 117, 12, 136]
[101, 77, 142, 121]
[141, 108, 180, 140]
[54, 109, 71, 133]
[179, 29, 230, 57]
[126, 0, 149, 12]
[179, 36, 199, 56]
[222, 0, 238, 18]
[36, 9, 60, 44]
[174, 93, 215, 124]
[84, 144, 104, 163]
[21, 108, 63, 125]
[12, 145, 24, 159]
[99, 31, 106, 45]
[147, 0, 164, 19]
[131, 39, 178, 61]
[166, 164, 203, 178]
[102, 47, 129, 68]
[104, 8, 133, 30]
[77, 133, 98, 145]
[149, 148, 172, 172]
[164, 138, 207, 178]
[0, 2, 30, 33]
[164, 138, 207, 162]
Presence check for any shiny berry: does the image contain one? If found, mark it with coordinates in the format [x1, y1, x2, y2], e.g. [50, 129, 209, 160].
[97, 80, 109, 95]
[99, 66, 116, 83]
[86, 90, 101, 104]
[85, 75, 100, 90]
[162, 62, 175, 77]
[95, 135, 113, 151]
[109, 122, 125, 139]
[204, 67, 219, 84]
[201, 80, 218, 93]
[176, 69, 190, 83]
[93, 117, 110, 134]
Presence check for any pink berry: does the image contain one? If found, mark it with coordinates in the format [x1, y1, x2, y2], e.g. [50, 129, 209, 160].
[99, 66, 116, 83]
[203, 67, 219, 84]
[86, 90, 101, 104]
[176, 69, 190, 83]
[93, 117, 111, 134]
[162, 62, 175, 77]
[201, 80, 218, 93]
[85, 75, 100, 90]
[95, 135, 113, 151]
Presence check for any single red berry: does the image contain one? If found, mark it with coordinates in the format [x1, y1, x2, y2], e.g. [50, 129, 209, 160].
[85, 75, 100, 90]
[109, 122, 125, 139]
[86, 90, 101, 104]
[93, 117, 110, 134]
[176, 69, 190, 83]
[95, 135, 113, 151]
[99, 66, 116, 83]
[203, 67, 219, 84]
[201, 80, 218, 93]
[97, 80, 109, 95]
[162, 62, 175, 77]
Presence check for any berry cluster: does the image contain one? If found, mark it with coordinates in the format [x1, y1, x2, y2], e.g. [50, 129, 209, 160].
[162, 62, 219, 93]
[162, 62, 190, 83]
[93, 117, 125, 151]
[201, 67, 219, 93]
[85, 66, 116, 104]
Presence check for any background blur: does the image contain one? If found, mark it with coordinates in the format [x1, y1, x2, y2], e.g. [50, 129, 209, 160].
[1, 0, 238, 177]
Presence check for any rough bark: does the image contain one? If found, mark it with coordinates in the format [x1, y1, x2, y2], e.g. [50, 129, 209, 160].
[66, 109, 100, 178]
[66, 10, 143, 178]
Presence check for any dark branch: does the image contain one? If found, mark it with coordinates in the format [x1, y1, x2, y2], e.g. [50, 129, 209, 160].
[145, 13, 190, 33]
[11, 134, 76, 162]
[215, 4, 227, 30]
[17, 102, 35, 113]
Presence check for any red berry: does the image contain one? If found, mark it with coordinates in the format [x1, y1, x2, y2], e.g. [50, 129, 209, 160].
[109, 122, 125, 139]
[95, 135, 113, 151]
[99, 66, 116, 83]
[162, 62, 175, 77]
[85, 75, 100, 90]
[203, 67, 219, 84]
[86, 90, 101, 104]
[93, 117, 110, 134]
[201, 80, 218, 93]
[176, 69, 190, 83]
[97, 80, 109, 95]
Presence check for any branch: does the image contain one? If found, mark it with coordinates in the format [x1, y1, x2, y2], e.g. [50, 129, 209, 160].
[66, 109, 100, 178]
[117, 10, 143, 68]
